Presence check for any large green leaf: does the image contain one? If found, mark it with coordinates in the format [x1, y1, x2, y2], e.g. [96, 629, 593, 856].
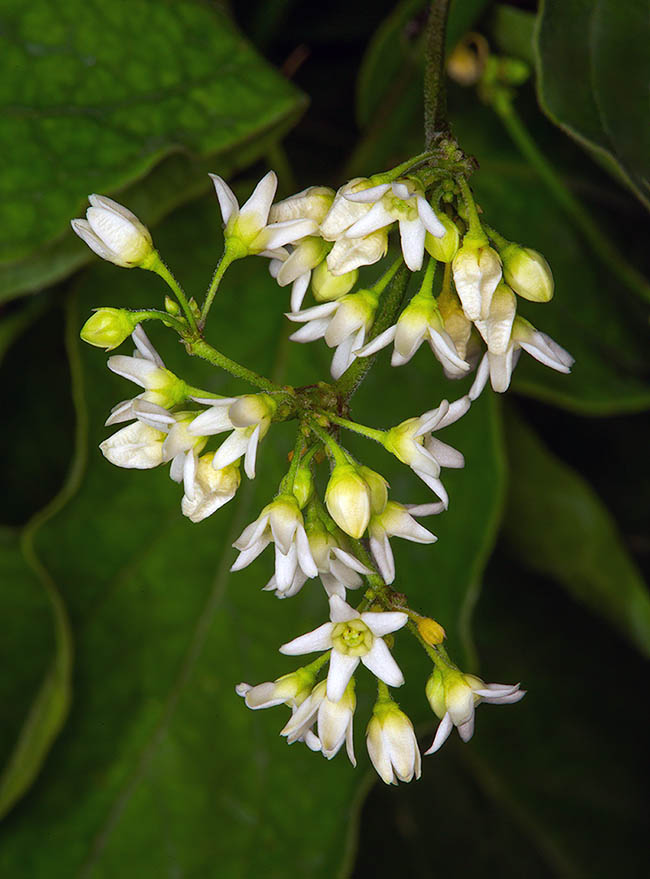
[0, 0, 305, 297]
[0, 193, 505, 874]
[453, 103, 650, 415]
[501, 408, 650, 657]
[536, 0, 650, 210]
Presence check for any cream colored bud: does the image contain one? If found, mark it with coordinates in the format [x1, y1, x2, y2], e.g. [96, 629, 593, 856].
[312, 261, 358, 302]
[424, 214, 460, 263]
[80, 308, 137, 350]
[228, 394, 277, 428]
[268, 186, 335, 224]
[71, 195, 154, 267]
[325, 463, 371, 539]
[501, 243, 554, 302]
[417, 616, 446, 645]
[358, 466, 388, 516]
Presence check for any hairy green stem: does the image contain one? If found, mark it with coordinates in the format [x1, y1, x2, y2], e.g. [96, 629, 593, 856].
[492, 91, 650, 305]
[187, 337, 289, 395]
[456, 176, 484, 237]
[130, 309, 188, 335]
[200, 245, 239, 326]
[321, 412, 386, 444]
[423, 0, 451, 147]
[307, 419, 349, 466]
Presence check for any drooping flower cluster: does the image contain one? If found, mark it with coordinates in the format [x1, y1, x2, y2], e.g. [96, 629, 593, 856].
[72, 147, 565, 785]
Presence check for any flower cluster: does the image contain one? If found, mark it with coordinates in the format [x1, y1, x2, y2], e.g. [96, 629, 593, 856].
[72, 148, 562, 785]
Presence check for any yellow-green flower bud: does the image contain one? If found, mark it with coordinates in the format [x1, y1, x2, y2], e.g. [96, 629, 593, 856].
[358, 466, 388, 516]
[312, 260, 358, 302]
[80, 308, 138, 350]
[500, 243, 554, 302]
[164, 296, 181, 316]
[292, 466, 314, 509]
[425, 214, 460, 263]
[325, 463, 371, 539]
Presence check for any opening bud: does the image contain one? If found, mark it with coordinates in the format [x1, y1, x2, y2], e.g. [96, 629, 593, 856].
[71, 195, 154, 268]
[500, 243, 554, 302]
[80, 308, 138, 350]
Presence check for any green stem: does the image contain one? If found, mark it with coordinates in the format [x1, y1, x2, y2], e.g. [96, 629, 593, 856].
[423, 0, 451, 147]
[187, 337, 289, 395]
[307, 419, 349, 466]
[200, 245, 239, 326]
[456, 176, 484, 237]
[482, 222, 509, 251]
[492, 91, 650, 305]
[148, 256, 198, 334]
[303, 651, 331, 677]
[417, 256, 437, 298]
[321, 412, 386, 444]
[376, 679, 391, 702]
[371, 255, 403, 295]
[334, 263, 411, 399]
[130, 309, 188, 336]
[281, 431, 308, 493]
[382, 151, 435, 182]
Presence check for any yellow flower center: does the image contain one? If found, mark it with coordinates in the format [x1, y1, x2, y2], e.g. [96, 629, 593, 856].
[331, 619, 374, 657]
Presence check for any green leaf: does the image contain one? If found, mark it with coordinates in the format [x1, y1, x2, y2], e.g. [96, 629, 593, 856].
[490, 5, 536, 66]
[0, 194, 506, 873]
[502, 408, 650, 657]
[0, 0, 305, 296]
[536, 0, 650, 210]
[453, 103, 650, 415]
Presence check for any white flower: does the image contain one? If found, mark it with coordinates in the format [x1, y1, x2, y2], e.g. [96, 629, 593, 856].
[424, 668, 525, 754]
[189, 394, 276, 479]
[236, 667, 316, 711]
[107, 325, 187, 413]
[469, 316, 574, 398]
[356, 290, 470, 376]
[181, 453, 240, 523]
[344, 179, 446, 271]
[383, 397, 470, 506]
[71, 194, 154, 267]
[99, 421, 166, 469]
[286, 288, 379, 379]
[366, 701, 421, 785]
[473, 282, 517, 356]
[320, 179, 375, 241]
[231, 494, 318, 591]
[210, 171, 317, 256]
[452, 237, 503, 321]
[281, 679, 356, 764]
[280, 595, 408, 702]
[269, 236, 330, 311]
[369, 501, 442, 585]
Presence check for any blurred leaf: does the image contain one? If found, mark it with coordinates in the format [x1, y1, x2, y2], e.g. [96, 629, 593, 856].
[536, 0, 650, 210]
[453, 103, 650, 415]
[490, 5, 535, 66]
[502, 408, 650, 657]
[0, 194, 505, 873]
[0, 296, 49, 366]
[0, 0, 306, 295]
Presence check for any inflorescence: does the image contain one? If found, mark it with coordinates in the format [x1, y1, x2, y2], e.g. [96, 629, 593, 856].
[72, 150, 571, 784]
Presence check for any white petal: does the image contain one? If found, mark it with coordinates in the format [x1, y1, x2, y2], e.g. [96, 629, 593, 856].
[107, 355, 161, 389]
[404, 502, 446, 516]
[290, 273, 311, 312]
[289, 318, 331, 343]
[361, 639, 404, 687]
[286, 301, 339, 322]
[370, 534, 395, 585]
[244, 424, 260, 479]
[260, 218, 318, 250]
[132, 325, 165, 367]
[417, 195, 446, 238]
[188, 406, 234, 436]
[457, 715, 475, 742]
[362, 611, 408, 637]
[469, 353, 490, 401]
[239, 170, 277, 227]
[399, 218, 426, 272]
[426, 437, 465, 469]
[330, 335, 356, 380]
[230, 537, 271, 571]
[344, 202, 394, 238]
[329, 594, 360, 623]
[296, 525, 318, 578]
[413, 470, 449, 507]
[424, 712, 453, 755]
[274, 543, 298, 590]
[344, 183, 390, 203]
[436, 395, 471, 429]
[280, 622, 334, 655]
[212, 431, 249, 471]
[330, 547, 372, 575]
[355, 325, 396, 358]
[326, 651, 359, 702]
[209, 174, 239, 226]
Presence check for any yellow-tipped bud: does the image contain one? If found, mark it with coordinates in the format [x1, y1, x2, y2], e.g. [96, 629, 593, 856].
[500, 243, 554, 302]
[325, 463, 371, 539]
[312, 260, 358, 302]
[425, 214, 460, 263]
[80, 308, 137, 350]
[417, 616, 446, 645]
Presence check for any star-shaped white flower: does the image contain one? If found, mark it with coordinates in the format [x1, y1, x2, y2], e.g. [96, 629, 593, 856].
[280, 595, 408, 702]
[210, 171, 318, 256]
[280, 679, 356, 765]
[369, 501, 442, 585]
[383, 397, 470, 507]
[344, 179, 446, 272]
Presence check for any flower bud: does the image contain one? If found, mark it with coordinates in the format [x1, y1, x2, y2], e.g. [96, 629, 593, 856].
[228, 394, 277, 429]
[424, 213, 460, 263]
[311, 261, 358, 302]
[292, 466, 314, 509]
[452, 238, 502, 321]
[358, 466, 388, 516]
[164, 296, 181, 316]
[80, 308, 138, 350]
[417, 616, 446, 645]
[366, 700, 421, 785]
[325, 463, 371, 539]
[71, 194, 154, 267]
[500, 243, 554, 302]
[446, 34, 488, 86]
[268, 186, 335, 225]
